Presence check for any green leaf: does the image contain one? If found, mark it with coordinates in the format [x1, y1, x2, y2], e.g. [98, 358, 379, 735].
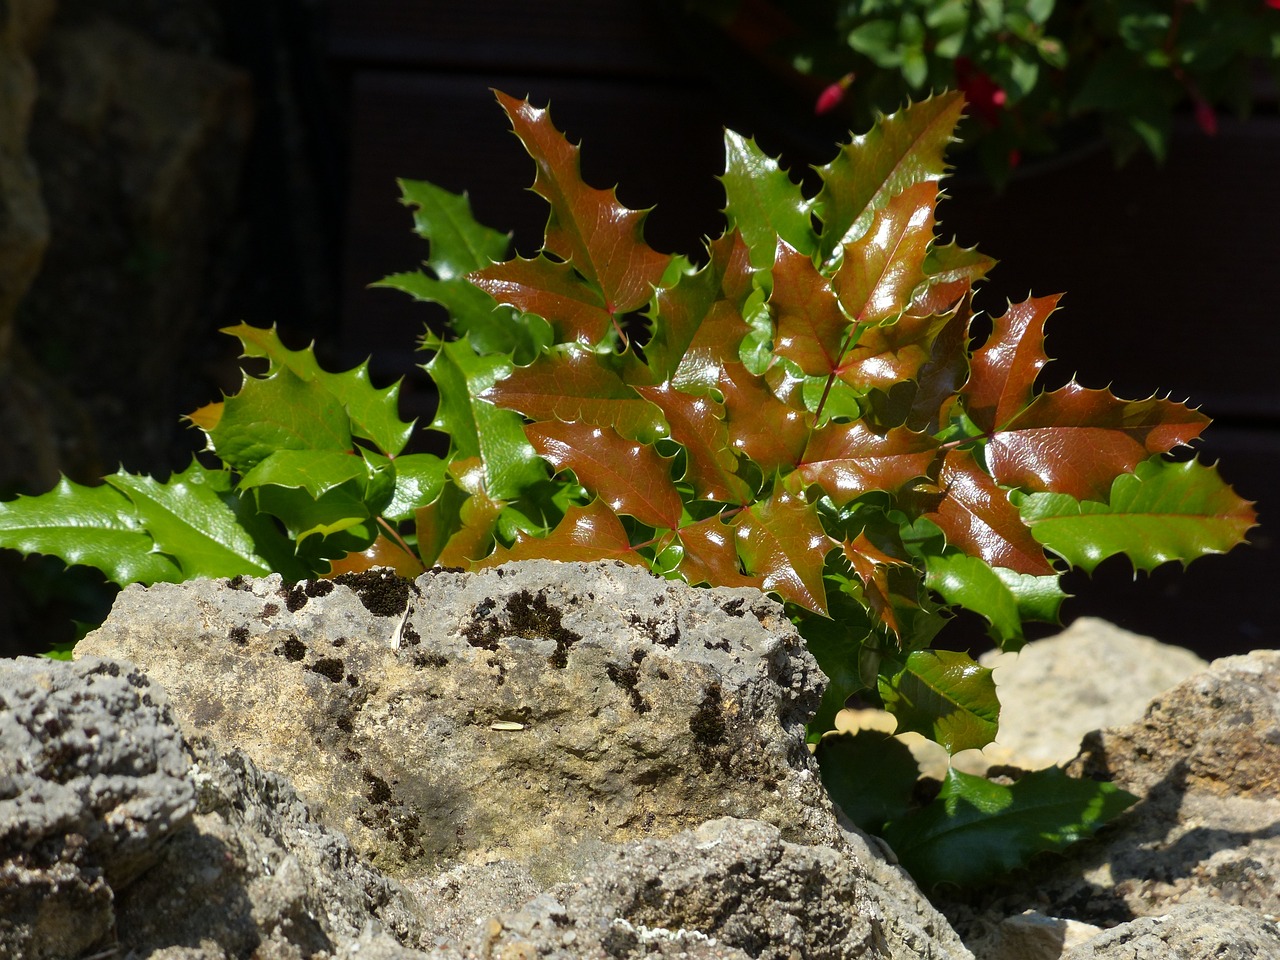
[381, 453, 448, 524]
[882, 767, 1138, 889]
[815, 91, 964, 260]
[105, 461, 273, 580]
[424, 337, 547, 500]
[878, 649, 999, 753]
[0, 478, 181, 586]
[395, 177, 510, 279]
[224, 323, 414, 457]
[816, 730, 920, 833]
[1016, 457, 1257, 574]
[238, 449, 371, 500]
[721, 130, 817, 284]
[924, 551, 1065, 648]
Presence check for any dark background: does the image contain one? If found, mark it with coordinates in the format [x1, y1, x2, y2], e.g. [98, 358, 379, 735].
[1, 0, 1275, 659]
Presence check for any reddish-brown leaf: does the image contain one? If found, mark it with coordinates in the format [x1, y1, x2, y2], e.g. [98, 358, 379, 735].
[987, 383, 1211, 501]
[324, 534, 426, 580]
[834, 180, 937, 325]
[469, 255, 611, 345]
[898, 294, 972, 432]
[911, 241, 996, 316]
[965, 295, 1062, 433]
[924, 449, 1053, 576]
[796, 423, 939, 505]
[843, 532, 912, 634]
[719, 361, 812, 474]
[837, 312, 954, 391]
[770, 240, 849, 377]
[478, 499, 646, 567]
[495, 91, 671, 314]
[634, 381, 752, 503]
[734, 488, 833, 614]
[525, 420, 682, 529]
[678, 514, 764, 591]
[482, 347, 666, 442]
[432, 458, 504, 567]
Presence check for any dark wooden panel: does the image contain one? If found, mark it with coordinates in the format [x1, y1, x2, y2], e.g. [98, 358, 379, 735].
[327, 0, 688, 77]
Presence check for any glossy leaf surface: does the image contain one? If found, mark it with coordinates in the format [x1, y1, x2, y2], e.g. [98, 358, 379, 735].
[878, 650, 999, 753]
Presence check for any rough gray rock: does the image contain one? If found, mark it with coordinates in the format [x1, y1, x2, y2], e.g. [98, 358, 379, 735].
[1060, 903, 1280, 960]
[978, 618, 1208, 769]
[78, 561, 839, 888]
[0, 655, 194, 960]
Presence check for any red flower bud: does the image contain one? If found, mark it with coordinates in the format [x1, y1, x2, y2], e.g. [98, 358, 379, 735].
[814, 73, 855, 116]
[1193, 95, 1218, 136]
[953, 57, 1007, 127]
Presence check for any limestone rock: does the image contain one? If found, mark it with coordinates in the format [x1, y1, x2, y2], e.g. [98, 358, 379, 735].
[78, 561, 840, 889]
[0, 656, 194, 959]
[978, 618, 1207, 770]
[1061, 903, 1280, 960]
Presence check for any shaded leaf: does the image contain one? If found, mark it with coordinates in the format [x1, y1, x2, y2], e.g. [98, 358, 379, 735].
[924, 552, 1065, 647]
[878, 649, 999, 753]
[796, 583, 877, 736]
[987, 383, 1210, 502]
[1017, 457, 1257, 574]
[495, 91, 671, 314]
[925, 449, 1054, 576]
[526, 420, 682, 529]
[815, 91, 964, 260]
[816, 730, 920, 833]
[833, 180, 937, 326]
[883, 767, 1137, 889]
[842, 530, 913, 635]
[796, 423, 939, 505]
[838, 311, 955, 391]
[734, 489, 832, 614]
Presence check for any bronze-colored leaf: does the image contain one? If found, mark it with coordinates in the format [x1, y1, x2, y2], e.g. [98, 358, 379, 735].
[734, 488, 833, 614]
[797, 423, 940, 505]
[469, 255, 612, 345]
[834, 180, 937, 325]
[634, 381, 752, 504]
[678, 514, 764, 591]
[965, 295, 1062, 433]
[719, 361, 812, 474]
[770, 240, 849, 377]
[479, 499, 645, 567]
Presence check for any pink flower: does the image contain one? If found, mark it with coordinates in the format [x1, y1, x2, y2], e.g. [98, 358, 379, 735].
[1192, 95, 1218, 136]
[1267, 0, 1280, 10]
[815, 73, 855, 115]
[953, 57, 1007, 126]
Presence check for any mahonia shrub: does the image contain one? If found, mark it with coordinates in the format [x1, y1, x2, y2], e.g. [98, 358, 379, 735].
[0, 90, 1256, 888]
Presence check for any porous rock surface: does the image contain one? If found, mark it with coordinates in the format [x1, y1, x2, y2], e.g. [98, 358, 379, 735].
[78, 561, 839, 887]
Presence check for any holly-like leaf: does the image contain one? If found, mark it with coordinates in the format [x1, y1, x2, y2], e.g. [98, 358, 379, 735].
[842, 530, 913, 635]
[770, 240, 849, 377]
[483, 346, 668, 444]
[833, 180, 937, 326]
[719, 362, 812, 474]
[987, 383, 1210, 502]
[379, 453, 448, 524]
[816, 730, 921, 833]
[0, 477, 182, 586]
[722, 130, 817, 282]
[814, 90, 964, 260]
[925, 449, 1054, 576]
[911, 241, 997, 316]
[105, 461, 274, 581]
[676, 514, 764, 591]
[838, 310, 955, 391]
[326, 534, 425, 580]
[494, 91, 671, 315]
[964, 295, 1061, 433]
[480, 498, 646, 567]
[238, 449, 372, 501]
[396, 177, 509, 278]
[208, 368, 353, 474]
[924, 551, 1065, 647]
[469, 254, 613, 346]
[882, 767, 1138, 889]
[1016, 457, 1257, 574]
[634, 381, 751, 504]
[424, 337, 546, 500]
[878, 649, 999, 753]
[734, 488, 832, 614]
[223, 323, 414, 457]
[525, 420, 682, 529]
[795, 423, 939, 505]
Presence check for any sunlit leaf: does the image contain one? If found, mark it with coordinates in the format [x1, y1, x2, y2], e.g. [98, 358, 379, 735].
[734, 488, 832, 614]
[878, 649, 999, 753]
[722, 130, 817, 281]
[480, 499, 646, 567]
[796, 423, 939, 505]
